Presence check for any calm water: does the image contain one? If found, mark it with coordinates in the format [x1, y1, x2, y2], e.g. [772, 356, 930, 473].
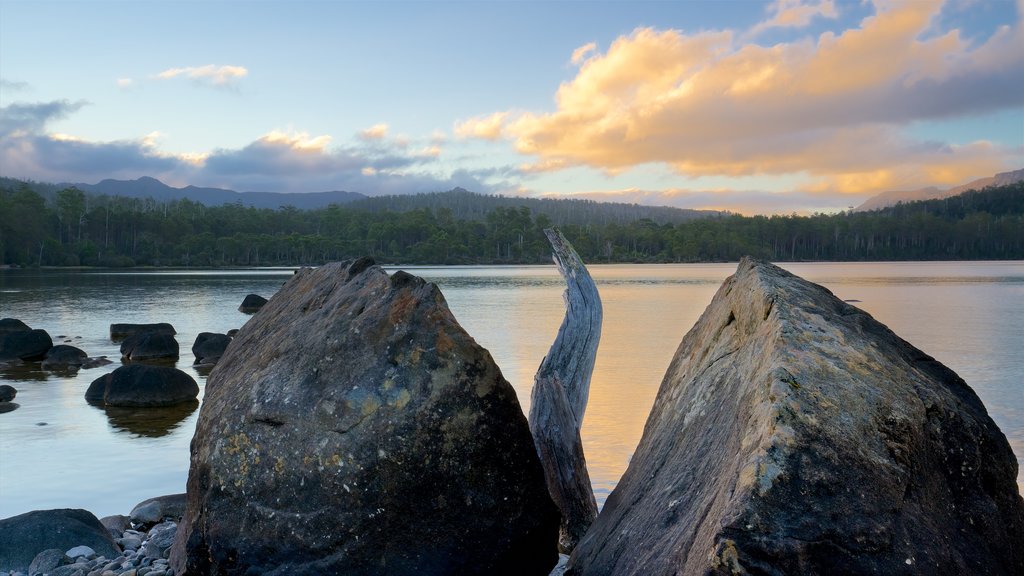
[1, 262, 1022, 519]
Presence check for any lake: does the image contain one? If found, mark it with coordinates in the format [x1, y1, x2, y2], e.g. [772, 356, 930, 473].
[1, 261, 1022, 519]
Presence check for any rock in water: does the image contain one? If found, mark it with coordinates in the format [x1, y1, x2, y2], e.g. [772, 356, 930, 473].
[120, 332, 179, 362]
[109, 322, 176, 339]
[191, 332, 232, 365]
[568, 257, 1024, 576]
[170, 259, 558, 576]
[238, 293, 268, 313]
[86, 365, 199, 407]
[41, 344, 89, 369]
[0, 328, 53, 360]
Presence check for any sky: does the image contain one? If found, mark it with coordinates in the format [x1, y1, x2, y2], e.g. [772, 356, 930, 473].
[1, 0, 1022, 215]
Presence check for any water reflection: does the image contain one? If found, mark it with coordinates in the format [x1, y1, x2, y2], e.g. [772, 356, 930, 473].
[91, 400, 199, 438]
[0, 361, 48, 382]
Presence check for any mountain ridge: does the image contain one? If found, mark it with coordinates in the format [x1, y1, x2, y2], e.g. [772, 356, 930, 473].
[70, 176, 367, 210]
[856, 168, 1024, 212]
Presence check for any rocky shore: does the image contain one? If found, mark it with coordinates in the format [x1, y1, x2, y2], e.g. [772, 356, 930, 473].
[0, 497, 184, 576]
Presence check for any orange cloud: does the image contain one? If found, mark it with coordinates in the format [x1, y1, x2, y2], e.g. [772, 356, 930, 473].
[463, 0, 1024, 193]
[358, 123, 389, 141]
[454, 112, 508, 140]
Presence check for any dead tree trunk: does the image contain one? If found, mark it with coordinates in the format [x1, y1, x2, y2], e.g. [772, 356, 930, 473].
[529, 227, 601, 552]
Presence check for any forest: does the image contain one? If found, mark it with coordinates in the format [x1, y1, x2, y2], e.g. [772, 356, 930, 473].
[1, 178, 1022, 267]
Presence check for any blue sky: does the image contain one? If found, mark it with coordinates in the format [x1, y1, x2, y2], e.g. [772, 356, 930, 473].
[1, 0, 1022, 214]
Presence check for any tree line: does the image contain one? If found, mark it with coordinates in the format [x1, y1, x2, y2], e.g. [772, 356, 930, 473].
[1, 179, 1022, 267]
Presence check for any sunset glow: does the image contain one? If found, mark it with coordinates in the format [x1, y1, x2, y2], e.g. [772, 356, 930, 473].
[1, 0, 1021, 214]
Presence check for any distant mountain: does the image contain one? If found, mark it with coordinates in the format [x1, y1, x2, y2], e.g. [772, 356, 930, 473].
[70, 177, 367, 209]
[856, 168, 1024, 212]
[2, 176, 720, 226]
[346, 188, 718, 226]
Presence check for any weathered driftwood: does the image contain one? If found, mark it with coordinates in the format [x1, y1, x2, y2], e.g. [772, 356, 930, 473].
[529, 228, 602, 552]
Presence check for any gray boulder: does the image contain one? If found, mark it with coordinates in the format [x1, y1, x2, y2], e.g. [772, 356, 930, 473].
[130, 494, 187, 526]
[0, 328, 52, 361]
[0, 318, 31, 334]
[41, 344, 89, 370]
[28, 548, 69, 575]
[171, 258, 558, 575]
[567, 258, 1024, 575]
[238, 293, 268, 313]
[0, 384, 15, 402]
[109, 322, 176, 339]
[191, 332, 232, 365]
[85, 365, 198, 407]
[0, 509, 120, 573]
[99, 514, 130, 538]
[120, 332, 179, 362]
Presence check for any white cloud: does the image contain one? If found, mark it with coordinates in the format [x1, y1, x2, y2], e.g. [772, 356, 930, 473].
[155, 64, 248, 87]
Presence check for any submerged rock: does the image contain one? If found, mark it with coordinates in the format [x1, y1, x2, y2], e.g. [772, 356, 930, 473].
[568, 257, 1024, 575]
[171, 258, 558, 575]
[86, 365, 198, 407]
[238, 293, 268, 313]
[0, 509, 120, 573]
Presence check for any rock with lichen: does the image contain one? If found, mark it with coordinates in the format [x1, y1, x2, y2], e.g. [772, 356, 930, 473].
[171, 258, 558, 575]
[568, 257, 1024, 576]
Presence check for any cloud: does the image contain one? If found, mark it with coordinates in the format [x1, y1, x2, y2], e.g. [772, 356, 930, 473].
[454, 112, 508, 140]
[570, 42, 597, 65]
[358, 123, 389, 141]
[155, 64, 248, 87]
[116, 78, 134, 89]
[0, 100, 88, 137]
[461, 0, 1024, 193]
[749, 0, 838, 36]
[0, 79, 31, 93]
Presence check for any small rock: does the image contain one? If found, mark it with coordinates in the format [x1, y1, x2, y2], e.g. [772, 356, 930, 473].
[143, 522, 176, 560]
[28, 548, 69, 575]
[0, 384, 16, 402]
[65, 546, 95, 559]
[118, 537, 142, 551]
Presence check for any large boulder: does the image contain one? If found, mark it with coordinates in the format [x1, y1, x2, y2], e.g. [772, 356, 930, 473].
[85, 365, 199, 407]
[171, 258, 558, 575]
[238, 293, 268, 313]
[191, 332, 232, 365]
[0, 328, 53, 361]
[109, 322, 176, 339]
[120, 332, 179, 362]
[0, 509, 120, 573]
[41, 344, 89, 370]
[568, 257, 1024, 575]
